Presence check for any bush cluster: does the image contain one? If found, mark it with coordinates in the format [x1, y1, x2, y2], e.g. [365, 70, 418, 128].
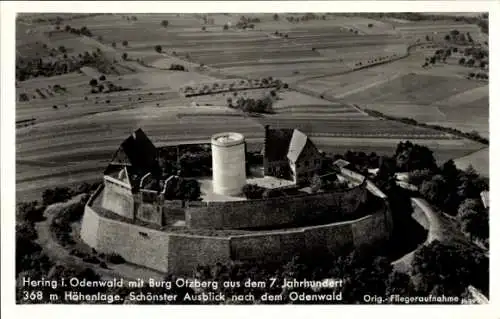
[364, 109, 489, 145]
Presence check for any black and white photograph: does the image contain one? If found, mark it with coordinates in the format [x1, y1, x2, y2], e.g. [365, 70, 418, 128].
[1, 1, 498, 317]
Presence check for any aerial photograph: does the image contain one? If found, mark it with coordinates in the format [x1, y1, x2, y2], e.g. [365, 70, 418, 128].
[14, 11, 489, 305]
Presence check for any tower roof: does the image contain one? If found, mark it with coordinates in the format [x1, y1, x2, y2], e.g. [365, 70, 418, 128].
[109, 128, 157, 170]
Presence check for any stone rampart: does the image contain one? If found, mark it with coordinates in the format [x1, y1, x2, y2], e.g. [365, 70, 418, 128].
[101, 178, 134, 219]
[186, 182, 368, 229]
[81, 178, 392, 275]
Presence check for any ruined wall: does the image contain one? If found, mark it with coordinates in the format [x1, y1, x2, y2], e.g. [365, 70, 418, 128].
[186, 183, 368, 229]
[80, 185, 104, 249]
[82, 188, 231, 274]
[137, 203, 163, 225]
[101, 178, 134, 219]
[83, 205, 171, 272]
[82, 180, 392, 275]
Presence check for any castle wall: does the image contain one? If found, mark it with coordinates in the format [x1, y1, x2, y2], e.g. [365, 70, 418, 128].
[186, 184, 368, 229]
[83, 203, 171, 272]
[303, 221, 354, 255]
[137, 203, 163, 225]
[82, 174, 392, 275]
[82, 197, 390, 275]
[101, 178, 134, 219]
[167, 235, 231, 275]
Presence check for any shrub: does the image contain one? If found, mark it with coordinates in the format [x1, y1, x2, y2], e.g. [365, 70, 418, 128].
[106, 253, 126, 264]
[83, 256, 100, 264]
[122, 40, 128, 47]
[242, 184, 265, 199]
[89, 79, 98, 87]
[154, 45, 162, 53]
[19, 93, 29, 102]
[99, 75, 106, 81]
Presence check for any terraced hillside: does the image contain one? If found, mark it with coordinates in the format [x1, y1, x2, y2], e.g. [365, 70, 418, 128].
[16, 13, 488, 202]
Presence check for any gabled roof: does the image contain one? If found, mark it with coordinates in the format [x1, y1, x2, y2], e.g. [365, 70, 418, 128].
[264, 126, 315, 163]
[333, 159, 351, 168]
[287, 129, 308, 162]
[264, 127, 294, 162]
[109, 128, 157, 170]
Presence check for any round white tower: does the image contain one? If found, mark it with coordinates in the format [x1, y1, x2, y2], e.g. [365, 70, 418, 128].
[211, 132, 246, 196]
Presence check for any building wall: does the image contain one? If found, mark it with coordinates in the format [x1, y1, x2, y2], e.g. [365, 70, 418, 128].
[186, 183, 368, 229]
[137, 203, 163, 225]
[294, 140, 322, 184]
[101, 178, 135, 219]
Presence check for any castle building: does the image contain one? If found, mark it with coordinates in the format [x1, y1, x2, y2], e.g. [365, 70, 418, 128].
[101, 128, 163, 221]
[81, 127, 393, 275]
[263, 125, 323, 185]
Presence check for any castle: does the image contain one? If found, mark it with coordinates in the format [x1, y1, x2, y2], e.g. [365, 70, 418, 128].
[80, 127, 393, 275]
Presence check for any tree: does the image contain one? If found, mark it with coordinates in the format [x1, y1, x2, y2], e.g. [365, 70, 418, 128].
[42, 187, 73, 206]
[394, 141, 437, 172]
[122, 52, 128, 60]
[99, 75, 106, 81]
[262, 188, 282, 199]
[161, 20, 169, 28]
[310, 174, 322, 193]
[273, 13, 279, 21]
[459, 57, 466, 65]
[457, 198, 484, 222]
[223, 23, 229, 31]
[385, 270, 414, 298]
[419, 175, 447, 205]
[408, 169, 433, 186]
[89, 79, 98, 87]
[444, 34, 451, 41]
[411, 241, 488, 297]
[202, 26, 206, 31]
[154, 45, 162, 53]
[242, 184, 265, 199]
[368, 23, 373, 28]
[111, 42, 116, 48]
[122, 40, 128, 47]
[181, 179, 201, 201]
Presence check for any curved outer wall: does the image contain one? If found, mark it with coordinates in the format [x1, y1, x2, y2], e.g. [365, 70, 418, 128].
[81, 184, 392, 275]
[211, 133, 246, 196]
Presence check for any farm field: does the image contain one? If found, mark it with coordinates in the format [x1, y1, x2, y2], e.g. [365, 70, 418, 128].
[15, 12, 489, 202]
[342, 73, 483, 105]
[454, 147, 489, 177]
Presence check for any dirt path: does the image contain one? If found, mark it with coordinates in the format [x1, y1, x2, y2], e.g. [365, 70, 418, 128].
[392, 196, 486, 273]
[35, 197, 164, 281]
